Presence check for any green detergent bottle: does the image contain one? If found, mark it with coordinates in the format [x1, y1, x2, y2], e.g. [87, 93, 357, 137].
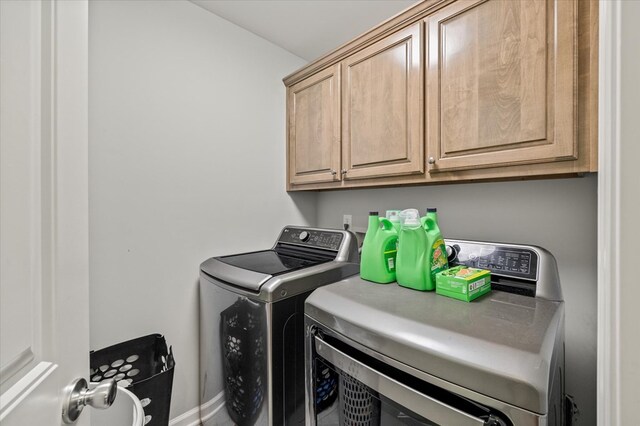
[422, 208, 449, 291]
[360, 212, 398, 283]
[396, 209, 430, 290]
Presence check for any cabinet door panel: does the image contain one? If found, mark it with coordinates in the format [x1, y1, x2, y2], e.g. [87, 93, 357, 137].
[426, 0, 577, 172]
[343, 22, 423, 180]
[288, 64, 341, 185]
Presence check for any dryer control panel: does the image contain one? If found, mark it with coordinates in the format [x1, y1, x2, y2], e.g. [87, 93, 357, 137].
[446, 241, 539, 282]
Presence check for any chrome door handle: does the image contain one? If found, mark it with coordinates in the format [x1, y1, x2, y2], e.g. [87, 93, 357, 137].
[62, 378, 117, 424]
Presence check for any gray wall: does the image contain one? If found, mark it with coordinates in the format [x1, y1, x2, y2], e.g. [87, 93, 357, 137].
[88, 0, 314, 418]
[316, 174, 598, 424]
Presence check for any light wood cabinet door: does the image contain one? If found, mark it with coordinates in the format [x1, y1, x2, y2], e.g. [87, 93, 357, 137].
[425, 0, 577, 172]
[287, 64, 341, 185]
[342, 22, 423, 180]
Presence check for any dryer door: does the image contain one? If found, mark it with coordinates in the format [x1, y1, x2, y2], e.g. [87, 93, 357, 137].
[309, 334, 511, 426]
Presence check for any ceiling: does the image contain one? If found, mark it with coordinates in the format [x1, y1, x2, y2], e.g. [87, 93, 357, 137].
[190, 0, 419, 62]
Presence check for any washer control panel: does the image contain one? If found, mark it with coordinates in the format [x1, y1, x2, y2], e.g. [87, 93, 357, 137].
[447, 241, 539, 281]
[279, 227, 344, 251]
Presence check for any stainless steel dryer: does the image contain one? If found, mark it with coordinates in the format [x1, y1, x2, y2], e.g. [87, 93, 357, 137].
[199, 226, 359, 425]
[305, 239, 567, 426]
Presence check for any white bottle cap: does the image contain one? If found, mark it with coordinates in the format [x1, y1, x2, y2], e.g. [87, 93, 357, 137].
[385, 210, 401, 223]
[399, 209, 421, 228]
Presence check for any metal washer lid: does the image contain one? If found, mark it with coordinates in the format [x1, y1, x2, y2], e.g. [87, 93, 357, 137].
[199, 226, 360, 301]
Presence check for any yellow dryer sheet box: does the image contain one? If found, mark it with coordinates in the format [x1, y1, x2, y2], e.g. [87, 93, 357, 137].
[435, 266, 491, 302]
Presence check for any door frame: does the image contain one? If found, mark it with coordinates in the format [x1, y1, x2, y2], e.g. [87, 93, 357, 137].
[596, 0, 619, 420]
[596, 0, 640, 424]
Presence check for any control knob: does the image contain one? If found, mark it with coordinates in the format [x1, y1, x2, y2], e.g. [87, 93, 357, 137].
[446, 244, 460, 263]
[299, 231, 310, 242]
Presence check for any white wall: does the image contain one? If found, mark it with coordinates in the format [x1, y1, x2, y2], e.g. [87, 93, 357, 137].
[316, 175, 598, 424]
[88, 0, 314, 418]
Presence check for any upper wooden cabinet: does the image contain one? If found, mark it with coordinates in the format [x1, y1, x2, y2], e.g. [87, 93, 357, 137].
[425, 0, 576, 173]
[283, 0, 597, 191]
[287, 64, 341, 185]
[342, 23, 423, 180]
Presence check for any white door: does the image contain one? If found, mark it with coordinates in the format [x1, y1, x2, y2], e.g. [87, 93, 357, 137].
[0, 0, 91, 424]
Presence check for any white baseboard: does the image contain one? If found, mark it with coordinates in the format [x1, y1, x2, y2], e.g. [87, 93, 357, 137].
[168, 405, 201, 426]
[199, 392, 226, 424]
[168, 392, 225, 426]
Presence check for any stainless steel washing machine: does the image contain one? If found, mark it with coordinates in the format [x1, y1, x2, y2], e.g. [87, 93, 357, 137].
[305, 239, 567, 426]
[199, 226, 359, 425]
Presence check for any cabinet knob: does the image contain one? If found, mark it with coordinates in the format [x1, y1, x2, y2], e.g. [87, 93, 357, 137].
[428, 157, 436, 165]
[331, 170, 337, 176]
[341, 169, 347, 175]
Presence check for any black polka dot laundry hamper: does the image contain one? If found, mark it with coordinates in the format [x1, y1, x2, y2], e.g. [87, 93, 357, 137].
[220, 298, 266, 426]
[90, 334, 175, 426]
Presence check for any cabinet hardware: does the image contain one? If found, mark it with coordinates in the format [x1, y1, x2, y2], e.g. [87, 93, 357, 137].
[62, 378, 117, 424]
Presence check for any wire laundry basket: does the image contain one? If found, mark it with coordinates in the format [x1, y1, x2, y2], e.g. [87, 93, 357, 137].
[339, 371, 381, 426]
